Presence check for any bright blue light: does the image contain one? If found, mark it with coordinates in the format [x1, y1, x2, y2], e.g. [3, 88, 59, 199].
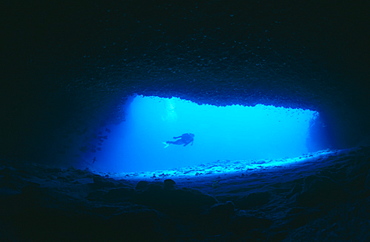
[84, 95, 320, 174]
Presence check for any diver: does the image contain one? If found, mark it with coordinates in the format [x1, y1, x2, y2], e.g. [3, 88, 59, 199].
[163, 133, 195, 148]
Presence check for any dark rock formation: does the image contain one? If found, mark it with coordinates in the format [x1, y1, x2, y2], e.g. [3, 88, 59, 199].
[135, 180, 150, 191]
[1, 0, 369, 165]
[163, 179, 176, 190]
[235, 191, 271, 209]
[295, 175, 346, 207]
[207, 201, 236, 219]
[133, 185, 217, 218]
[1, 0, 370, 241]
[1, 147, 369, 240]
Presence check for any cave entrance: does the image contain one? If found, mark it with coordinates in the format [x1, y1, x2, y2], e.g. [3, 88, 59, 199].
[85, 95, 322, 174]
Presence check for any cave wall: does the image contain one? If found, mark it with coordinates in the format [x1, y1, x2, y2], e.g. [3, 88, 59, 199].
[1, 0, 369, 165]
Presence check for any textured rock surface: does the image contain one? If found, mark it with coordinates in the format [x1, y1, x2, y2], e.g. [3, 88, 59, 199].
[1, 0, 369, 166]
[1, 1, 369, 240]
[1, 147, 370, 241]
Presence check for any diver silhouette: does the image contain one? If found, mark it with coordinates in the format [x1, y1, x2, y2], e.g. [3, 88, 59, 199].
[163, 133, 195, 148]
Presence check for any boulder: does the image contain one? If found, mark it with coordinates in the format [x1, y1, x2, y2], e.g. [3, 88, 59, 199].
[163, 179, 176, 190]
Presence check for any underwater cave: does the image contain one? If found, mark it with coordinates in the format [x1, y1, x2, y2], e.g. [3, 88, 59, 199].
[1, 0, 370, 241]
[82, 94, 325, 176]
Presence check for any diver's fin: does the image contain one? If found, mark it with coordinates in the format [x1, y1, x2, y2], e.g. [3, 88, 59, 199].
[163, 142, 169, 148]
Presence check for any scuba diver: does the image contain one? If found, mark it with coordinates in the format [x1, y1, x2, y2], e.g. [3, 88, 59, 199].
[163, 133, 195, 148]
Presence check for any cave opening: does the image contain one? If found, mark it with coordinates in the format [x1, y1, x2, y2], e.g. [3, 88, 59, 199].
[81, 94, 327, 177]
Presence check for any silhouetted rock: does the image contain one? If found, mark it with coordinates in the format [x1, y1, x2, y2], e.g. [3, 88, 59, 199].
[200, 201, 237, 235]
[133, 187, 217, 217]
[163, 179, 176, 190]
[285, 207, 323, 228]
[364, 171, 370, 191]
[296, 175, 346, 206]
[235, 191, 271, 209]
[21, 183, 42, 197]
[207, 201, 235, 219]
[104, 188, 135, 202]
[135, 180, 149, 190]
[105, 209, 169, 241]
[86, 190, 107, 201]
[1, 139, 370, 241]
[86, 188, 134, 202]
[231, 216, 273, 236]
[89, 176, 115, 189]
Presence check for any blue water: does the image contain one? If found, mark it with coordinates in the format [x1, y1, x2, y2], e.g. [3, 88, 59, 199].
[86, 95, 319, 173]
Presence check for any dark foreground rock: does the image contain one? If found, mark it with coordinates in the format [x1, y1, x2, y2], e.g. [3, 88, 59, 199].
[1, 147, 370, 241]
[235, 191, 271, 209]
[133, 183, 218, 218]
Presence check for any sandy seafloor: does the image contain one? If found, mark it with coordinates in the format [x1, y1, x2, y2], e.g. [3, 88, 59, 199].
[1, 146, 370, 241]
